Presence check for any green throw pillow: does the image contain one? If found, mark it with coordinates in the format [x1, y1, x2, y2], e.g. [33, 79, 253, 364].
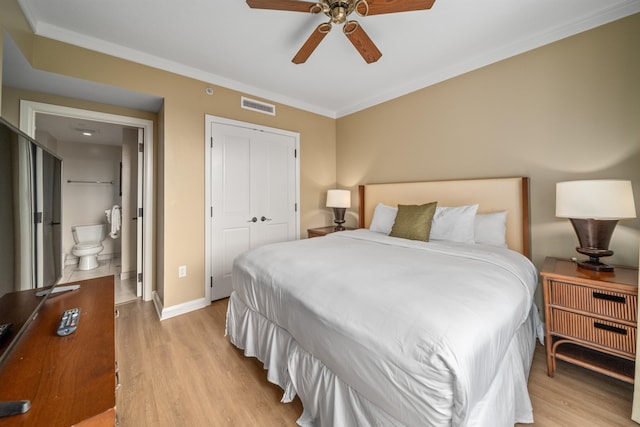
[389, 202, 438, 242]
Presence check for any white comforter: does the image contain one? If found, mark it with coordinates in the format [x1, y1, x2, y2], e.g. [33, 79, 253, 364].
[231, 229, 539, 426]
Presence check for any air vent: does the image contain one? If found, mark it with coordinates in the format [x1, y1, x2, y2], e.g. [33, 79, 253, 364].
[241, 97, 276, 116]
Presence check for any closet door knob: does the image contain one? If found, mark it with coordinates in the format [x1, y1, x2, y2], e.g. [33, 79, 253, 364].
[261, 216, 272, 222]
[247, 217, 258, 223]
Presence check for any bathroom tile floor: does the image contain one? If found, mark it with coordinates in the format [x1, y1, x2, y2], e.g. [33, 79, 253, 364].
[60, 256, 138, 305]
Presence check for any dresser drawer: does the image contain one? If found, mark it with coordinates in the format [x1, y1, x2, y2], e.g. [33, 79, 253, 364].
[551, 309, 636, 357]
[550, 280, 637, 322]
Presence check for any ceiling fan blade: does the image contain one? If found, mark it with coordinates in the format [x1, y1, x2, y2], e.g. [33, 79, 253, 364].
[292, 23, 332, 64]
[356, 0, 435, 16]
[246, 0, 323, 13]
[343, 21, 381, 64]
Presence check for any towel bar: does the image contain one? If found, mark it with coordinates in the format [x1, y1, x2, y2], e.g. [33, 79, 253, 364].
[67, 180, 113, 184]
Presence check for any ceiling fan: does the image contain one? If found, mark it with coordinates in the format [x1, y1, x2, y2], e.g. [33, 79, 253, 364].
[246, 0, 436, 64]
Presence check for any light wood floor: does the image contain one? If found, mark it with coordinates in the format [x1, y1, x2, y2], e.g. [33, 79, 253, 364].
[116, 299, 637, 426]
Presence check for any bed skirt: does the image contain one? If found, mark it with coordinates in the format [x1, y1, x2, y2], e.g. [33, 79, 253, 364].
[226, 291, 541, 426]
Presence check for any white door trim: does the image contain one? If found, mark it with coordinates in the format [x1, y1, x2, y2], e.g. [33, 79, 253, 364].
[136, 128, 145, 297]
[19, 100, 155, 301]
[204, 115, 300, 302]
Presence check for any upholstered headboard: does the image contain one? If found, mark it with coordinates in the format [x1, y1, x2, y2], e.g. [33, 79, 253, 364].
[358, 177, 530, 257]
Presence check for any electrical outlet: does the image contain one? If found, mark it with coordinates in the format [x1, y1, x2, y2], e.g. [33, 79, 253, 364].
[178, 265, 187, 278]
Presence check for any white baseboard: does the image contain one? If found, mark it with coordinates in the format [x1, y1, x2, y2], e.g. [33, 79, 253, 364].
[152, 291, 210, 321]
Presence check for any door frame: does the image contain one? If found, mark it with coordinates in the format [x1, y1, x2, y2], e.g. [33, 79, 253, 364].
[204, 115, 300, 302]
[19, 100, 155, 301]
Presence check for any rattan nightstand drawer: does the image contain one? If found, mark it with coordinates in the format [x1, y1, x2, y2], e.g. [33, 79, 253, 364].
[550, 280, 637, 322]
[541, 257, 638, 383]
[551, 309, 636, 357]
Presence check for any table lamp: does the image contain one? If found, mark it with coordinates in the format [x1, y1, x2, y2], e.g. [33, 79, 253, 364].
[556, 180, 636, 272]
[326, 189, 351, 230]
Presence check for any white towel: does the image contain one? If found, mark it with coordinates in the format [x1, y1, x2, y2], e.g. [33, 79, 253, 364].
[106, 205, 121, 238]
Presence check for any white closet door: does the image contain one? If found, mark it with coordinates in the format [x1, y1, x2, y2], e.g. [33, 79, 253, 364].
[210, 122, 297, 301]
[252, 131, 297, 246]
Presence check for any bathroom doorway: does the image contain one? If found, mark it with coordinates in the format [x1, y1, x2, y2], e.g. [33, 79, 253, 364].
[19, 101, 154, 303]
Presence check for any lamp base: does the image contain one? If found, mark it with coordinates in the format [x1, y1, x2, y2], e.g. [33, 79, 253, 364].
[576, 258, 614, 272]
[576, 247, 615, 272]
[570, 218, 618, 273]
[332, 207, 346, 231]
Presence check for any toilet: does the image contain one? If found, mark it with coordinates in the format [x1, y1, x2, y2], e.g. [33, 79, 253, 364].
[72, 224, 107, 270]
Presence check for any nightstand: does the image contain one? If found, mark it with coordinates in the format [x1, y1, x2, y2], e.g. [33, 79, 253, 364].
[307, 226, 355, 238]
[540, 257, 638, 383]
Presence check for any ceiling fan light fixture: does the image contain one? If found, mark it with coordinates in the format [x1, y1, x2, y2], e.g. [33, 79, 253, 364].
[326, 0, 350, 7]
[330, 6, 348, 24]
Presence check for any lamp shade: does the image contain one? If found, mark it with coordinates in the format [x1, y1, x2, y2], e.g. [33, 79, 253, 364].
[326, 189, 351, 208]
[556, 180, 636, 220]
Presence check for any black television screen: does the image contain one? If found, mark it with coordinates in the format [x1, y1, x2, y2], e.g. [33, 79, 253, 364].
[0, 116, 62, 368]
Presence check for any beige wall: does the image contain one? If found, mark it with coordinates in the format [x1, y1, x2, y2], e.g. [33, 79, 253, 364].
[337, 13, 640, 275]
[0, 0, 337, 309]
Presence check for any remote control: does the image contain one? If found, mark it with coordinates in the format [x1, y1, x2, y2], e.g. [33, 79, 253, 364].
[36, 284, 80, 297]
[0, 323, 11, 340]
[57, 308, 80, 336]
[0, 400, 30, 418]
[53, 284, 81, 293]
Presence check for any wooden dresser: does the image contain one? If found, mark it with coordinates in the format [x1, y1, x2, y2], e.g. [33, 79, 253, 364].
[0, 276, 116, 426]
[541, 257, 638, 383]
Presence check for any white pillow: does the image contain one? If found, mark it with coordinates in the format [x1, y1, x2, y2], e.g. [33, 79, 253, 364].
[369, 203, 398, 234]
[430, 204, 479, 243]
[474, 211, 508, 247]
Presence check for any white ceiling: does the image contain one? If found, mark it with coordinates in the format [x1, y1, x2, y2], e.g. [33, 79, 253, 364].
[8, 0, 640, 118]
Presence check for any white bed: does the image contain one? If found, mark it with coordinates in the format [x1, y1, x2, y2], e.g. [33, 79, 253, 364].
[226, 177, 542, 426]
